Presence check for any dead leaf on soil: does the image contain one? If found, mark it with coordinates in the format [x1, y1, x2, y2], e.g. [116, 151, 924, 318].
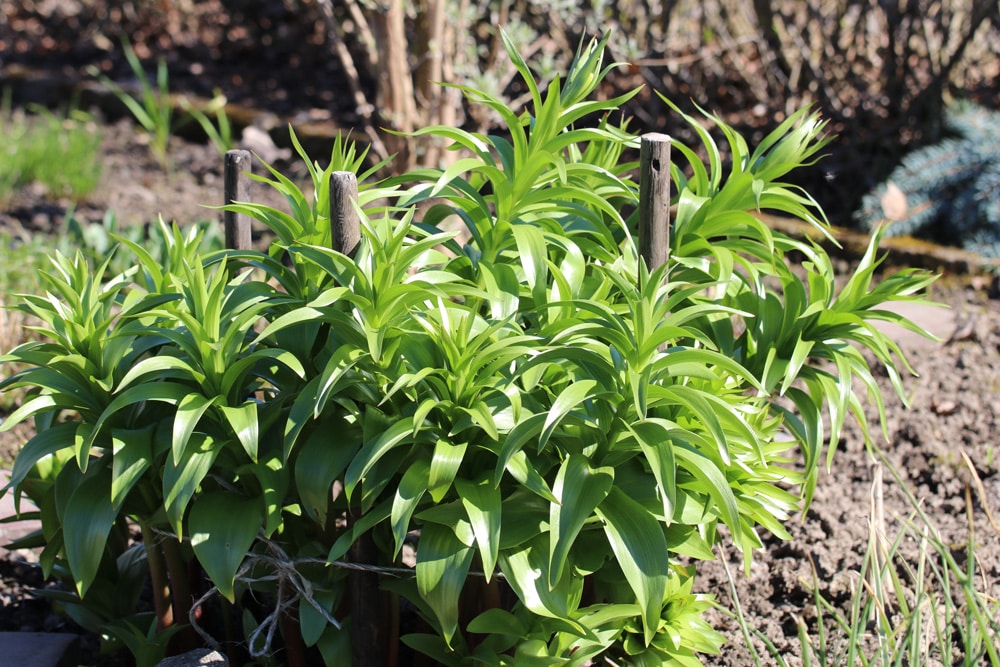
[960, 449, 1000, 540]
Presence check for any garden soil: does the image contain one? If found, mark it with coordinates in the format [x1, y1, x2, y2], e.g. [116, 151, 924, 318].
[2, 3, 999, 664]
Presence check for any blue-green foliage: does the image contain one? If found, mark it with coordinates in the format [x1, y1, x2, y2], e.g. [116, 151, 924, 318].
[855, 102, 1000, 256]
[57, 208, 226, 277]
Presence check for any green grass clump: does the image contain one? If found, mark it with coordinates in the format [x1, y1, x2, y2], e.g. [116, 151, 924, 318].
[88, 38, 175, 169]
[0, 233, 51, 412]
[57, 208, 226, 278]
[0, 99, 104, 204]
[726, 446, 1000, 667]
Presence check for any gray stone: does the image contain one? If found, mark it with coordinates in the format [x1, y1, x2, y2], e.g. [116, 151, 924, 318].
[156, 648, 229, 667]
[0, 632, 79, 667]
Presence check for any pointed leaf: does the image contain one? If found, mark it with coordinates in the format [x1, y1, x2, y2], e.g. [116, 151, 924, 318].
[343, 417, 415, 499]
[427, 438, 468, 503]
[391, 458, 430, 557]
[498, 538, 586, 633]
[539, 380, 598, 450]
[163, 434, 220, 536]
[64, 466, 116, 597]
[219, 402, 260, 462]
[190, 491, 262, 602]
[173, 393, 218, 464]
[416, 522, 475, 648]
[549, 454, 613, 587]
[110, 426, 154, 512]
[627, 421, 677, 522]
[455, 477, 502, 580]
[294, 427, 360, 526]
[595, 486, 669, 647]
[4, 422, 77, 493]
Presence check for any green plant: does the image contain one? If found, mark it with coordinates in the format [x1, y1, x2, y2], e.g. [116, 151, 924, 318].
[57, 208, 226, 278]
[0, 33, 937, 666]
[855, 102, 1000, 256]
[88, 37, 175, 168]
[0, 94, 103, 203]
[725, 448, 1000, 667]
[0, 233, 51, 412]
[179, 90, 234, 156]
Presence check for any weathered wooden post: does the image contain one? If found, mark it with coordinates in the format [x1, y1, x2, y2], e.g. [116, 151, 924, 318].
[331, 171, 362, 256]
[639, 133, 671, 275]
[223, 149, 253, 251]
[327, 170, 386, 666]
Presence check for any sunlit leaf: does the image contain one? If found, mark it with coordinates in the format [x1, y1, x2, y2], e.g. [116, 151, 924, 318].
[595, 486, 669, 647]
[455, 477, 502, 580]
[416, 523, 475, 647]
[549, 455, 613, 587]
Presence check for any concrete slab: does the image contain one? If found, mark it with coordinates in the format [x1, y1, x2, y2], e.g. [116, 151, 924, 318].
[0, 632, 80, 667]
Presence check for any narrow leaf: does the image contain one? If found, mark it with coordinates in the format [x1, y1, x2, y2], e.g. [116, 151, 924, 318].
[110, 426, 154, 512]
[595, 486, 669, 647]
[548, 455, 613, 587]
[416, 523, 475, 648]
[64, 466, 116, 597]
[455, 477, 502, 580]
[427, 438, 468, 503]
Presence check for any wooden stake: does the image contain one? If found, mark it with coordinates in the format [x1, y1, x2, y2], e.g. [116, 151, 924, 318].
[639, 133, 671, 274]
[349, 516, 386, 667]
[223, 149, 253, 251]
[331, 171, 362, 256]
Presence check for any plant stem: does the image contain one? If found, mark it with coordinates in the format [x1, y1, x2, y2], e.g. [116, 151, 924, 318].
[139, 518, 174, 631]
[280, 580, 308, 667]
[349, 508, 387, 667]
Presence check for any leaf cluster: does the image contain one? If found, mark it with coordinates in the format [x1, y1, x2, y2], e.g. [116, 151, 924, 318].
[0, 32, 937, 666]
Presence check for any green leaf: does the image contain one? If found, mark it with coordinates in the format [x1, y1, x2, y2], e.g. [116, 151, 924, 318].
[294, 427, 360, 527]
[327, 499, 391, 562]
[416, 522, 475, 648]
[627, 421, 677, 522]
[391, 458, 430, 557]
[163, 433, 220, 536]
[466, 607, 527, 637]
[173, 392, 218, 464]
[498, 537, 585, 633]
[88, 381, 191, 455]
[299, 589, 340, 648]
[549, 455, 613, 587]
[343, 417, 415, 500]
[190, 491, 262, 602]
[595, 486, 669, 647]
[427, 438, 468, 503]
[4, 422, 77, 494]
[219, 401, 260, 462]
[672, 445, 742, 549]
[110, 426, 154, 512]
[64, 466, 117, 597]
[253, 448, 288, 536]
[539, 380, 598, 450]
[455, 477, 502, 580]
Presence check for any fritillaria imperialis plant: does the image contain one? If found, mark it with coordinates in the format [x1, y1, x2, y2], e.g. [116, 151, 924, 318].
[0, 32, 934, 666]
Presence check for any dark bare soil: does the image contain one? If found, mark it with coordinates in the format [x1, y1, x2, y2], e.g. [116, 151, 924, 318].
[702, 293, 1000, 666]
[2, 2, 999, 666]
